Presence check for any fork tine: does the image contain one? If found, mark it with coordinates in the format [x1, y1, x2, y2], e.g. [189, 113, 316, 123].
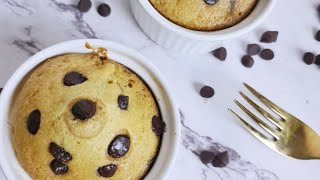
[235, 100, 281, 139]
[243, 82, 290, 119]
[228, 109, 276, 147]
[239, 91, 285, 130]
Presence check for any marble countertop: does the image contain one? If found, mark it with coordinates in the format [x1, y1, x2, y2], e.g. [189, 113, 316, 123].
[1, 0, 320, 179]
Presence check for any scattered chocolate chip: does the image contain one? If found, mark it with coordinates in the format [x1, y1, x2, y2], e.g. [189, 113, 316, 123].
[50, 159, 68, 175]
[78, 0, 92, 13]
[212, 151, 229, 168]
[260, 31, 278, 43]
[63, 72, 87, 86]
[98, 3, 111, 17]
[128, 83, 133, 88]
[303, 52, 315, 65]
[260, 49, 274, 60]
[247, 44, 261, 56]
[212, 47, 227, 61]
[71, 100, 96, 120]
[49, 142, 72, 162]
[108, 135, 130, 158]
[204, 0, 216, 5]
[200, 86, 215, 98]
[118, 95, 129, 110]
[97, 164, 117, 178]
[152, 116, 166, 136]
[200, 151, 215, 164]
[315, 54, 320, 65]
[0, 88, 2, 94]
[27, 110, 41, 135]
[241, 55, 254, 68]
[315, 30, 320, 42]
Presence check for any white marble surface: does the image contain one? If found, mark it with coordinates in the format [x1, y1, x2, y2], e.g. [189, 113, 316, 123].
[1, 0, 320, 179]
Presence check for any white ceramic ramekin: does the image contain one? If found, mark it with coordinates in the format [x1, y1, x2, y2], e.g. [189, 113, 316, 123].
[0, 39, 180, 180]
[131, 0, 277, 54]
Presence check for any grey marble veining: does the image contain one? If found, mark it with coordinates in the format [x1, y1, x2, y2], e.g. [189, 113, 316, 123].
[1, 0, 320, 179]
[50, 0, 97, 39]
[1, 0, 34, 16]
[12, 26, 42, 56]
[180, 110, 278, 180]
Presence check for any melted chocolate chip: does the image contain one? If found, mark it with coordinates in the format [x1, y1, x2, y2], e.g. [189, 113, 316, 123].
[97, 164, 117, 178]
[118, 95, 129, 110]
[71, 100, 96, 120]
[108, 135, 130, 158]
[97, 3, 111, 17]
[212, 47, 227, 61]
[50, 159, 68, 175]
[63, 72, 87, 86]
[200, 151, 215, 164]
[152, 116, 166, 136]
[49, 142, 72, 162]
[78, 0, 92, 13]
[27, 110, 41, 135]
[204, 0, 217, 5]
[212, 151, 229, 168]
[260, 31, 279, 43]
[200, 86, 215, 98]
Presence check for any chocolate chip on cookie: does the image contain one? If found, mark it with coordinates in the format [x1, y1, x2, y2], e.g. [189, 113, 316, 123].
[97, 164, 117, 178]
[78, 0, 92, 13]
[108, 135, 130, 158]
[50, 159, 68, 175]
[204, 0, 217, 5]
[71, 100, 96, 120]
[118, 95, 129, 110]
[49, 142, 72, 162]
[212, 151, 229, 168]
[260, 31, 278, 43]
[152, 116, 166, 136]
[63, 71, 87, 86]
[212, 47, 227, 61]
[98, 3, 111, 17]
[27, 110, 41, 135]
[200, 151, 215, 164]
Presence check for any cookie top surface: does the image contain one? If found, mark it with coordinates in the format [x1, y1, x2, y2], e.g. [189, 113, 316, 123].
[149, 0, 258, 31]
[11, 53, 162, 179]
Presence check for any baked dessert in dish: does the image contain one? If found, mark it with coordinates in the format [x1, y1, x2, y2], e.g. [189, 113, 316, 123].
[10, 49, 166, 179]
[149, 0, 258, 31]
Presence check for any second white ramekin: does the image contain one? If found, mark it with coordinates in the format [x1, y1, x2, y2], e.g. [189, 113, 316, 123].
[131, 0, 277, 54]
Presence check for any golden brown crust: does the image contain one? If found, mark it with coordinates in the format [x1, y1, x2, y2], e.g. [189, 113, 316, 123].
[149, 0, 258, 31]
[11, 53, 160, 180]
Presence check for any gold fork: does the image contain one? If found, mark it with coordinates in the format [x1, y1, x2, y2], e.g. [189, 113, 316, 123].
[229, 83, 320, 159]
